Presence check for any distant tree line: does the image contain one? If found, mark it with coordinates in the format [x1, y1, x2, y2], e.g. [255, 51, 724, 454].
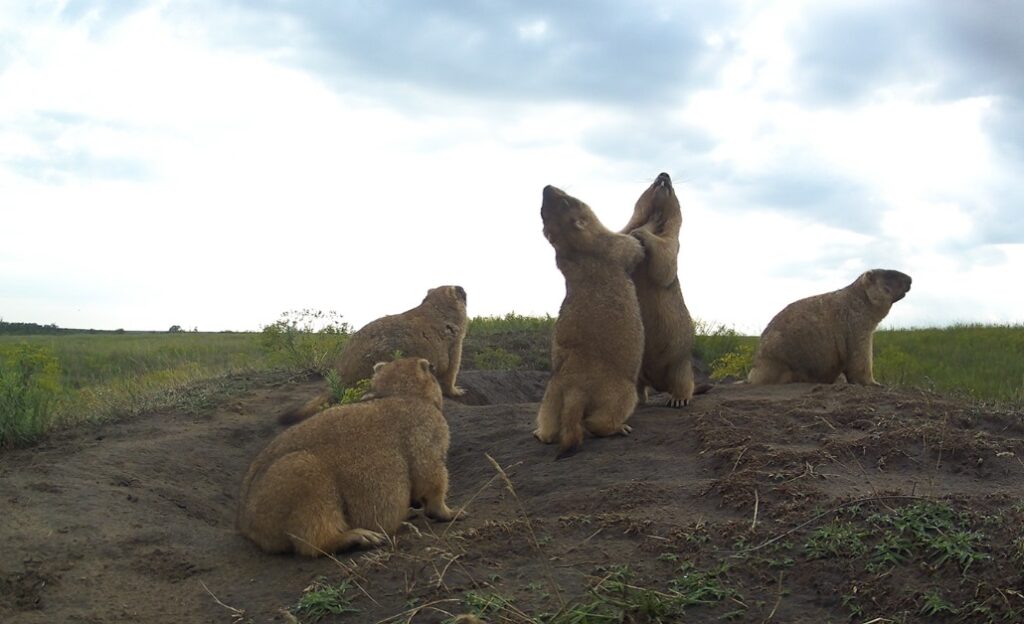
[0, 320, 73, 335]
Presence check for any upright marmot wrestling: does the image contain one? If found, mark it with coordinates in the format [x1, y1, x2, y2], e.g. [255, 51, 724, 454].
[620, 172, 696, 407]
[534, 185, 645, 459]
[747, 269, 912, 385]
[238, 357, 458, 556]
[279, 285, 468, 425]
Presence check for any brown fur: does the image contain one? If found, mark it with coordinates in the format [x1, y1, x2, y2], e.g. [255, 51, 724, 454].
[278, 285, 468, 425]
[621, 172, 696, 407]
[238, 357, 458, 556]
[748, 269, 912, 385]
[534, 185, 645, 459]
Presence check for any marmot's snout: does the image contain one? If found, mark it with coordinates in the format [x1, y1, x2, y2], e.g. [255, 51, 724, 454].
[655, 172, 672, 189]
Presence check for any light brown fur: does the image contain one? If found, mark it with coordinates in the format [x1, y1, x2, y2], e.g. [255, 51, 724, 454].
[621, 172, 696, 407]
[534, 185, 645, 459]
[279, 285, 468, 425]
[748, 269, 912, 385]
[238, 357, 458, 556]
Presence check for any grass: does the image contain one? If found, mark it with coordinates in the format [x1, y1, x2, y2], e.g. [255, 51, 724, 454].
[0, 331, 276, 447]
[4, 318, 1022, 447]
[292, 577, 359, 621]
[453, 563, 744, 624]
[875, 323, 1024, 404]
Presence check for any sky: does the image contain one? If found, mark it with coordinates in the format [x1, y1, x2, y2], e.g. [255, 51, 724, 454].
[1, 0, 1022, 334]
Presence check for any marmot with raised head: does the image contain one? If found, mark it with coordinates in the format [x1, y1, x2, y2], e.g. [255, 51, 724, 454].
[621, 172, 696, 407]
[279, 285, 468, 425]
[747, 269, 912, 385]
[238, 357, 459, 556]
[534, 185, 645, 459]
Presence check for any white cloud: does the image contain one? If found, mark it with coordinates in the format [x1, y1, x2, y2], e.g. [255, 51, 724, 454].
[0, 1, 1020, 333]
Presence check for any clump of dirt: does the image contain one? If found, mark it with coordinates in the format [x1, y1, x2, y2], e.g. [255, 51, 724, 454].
[1, 370, 1022, 623]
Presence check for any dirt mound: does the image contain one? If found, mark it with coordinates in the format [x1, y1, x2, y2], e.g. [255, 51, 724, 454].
[1, 371, 1022, 623]
[454, 370, 549, 405]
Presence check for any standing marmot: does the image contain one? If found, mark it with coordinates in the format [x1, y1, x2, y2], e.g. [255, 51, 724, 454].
[534, 185, 645, 459]
[238, 357, 459, 556]
[747, 269, 912, 385]
[620, 172, 696, 407]
[279, 285, 468, 425]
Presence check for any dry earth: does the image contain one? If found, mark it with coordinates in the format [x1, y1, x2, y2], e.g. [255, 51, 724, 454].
[2, 369, 1023, 623]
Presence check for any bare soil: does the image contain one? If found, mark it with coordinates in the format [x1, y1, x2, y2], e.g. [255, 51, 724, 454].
[2, 369, 1023, 623]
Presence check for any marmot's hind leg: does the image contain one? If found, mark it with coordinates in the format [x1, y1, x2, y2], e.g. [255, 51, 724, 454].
[287, 501, 387, 556]
[663, 359, 695, 408]
[292, 528, 387, 556]
[534, 383, 563, 444]
[584, 383, 637, 437]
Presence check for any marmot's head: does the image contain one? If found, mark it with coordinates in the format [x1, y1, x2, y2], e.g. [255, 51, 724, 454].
[423, 285, 467, 314]
[368, 357, 443, 408]
[623, 172, 679, 234]
[860, 269, 912, 307]
[540, 185, 605, 252]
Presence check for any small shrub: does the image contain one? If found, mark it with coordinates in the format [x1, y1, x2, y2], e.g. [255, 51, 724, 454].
[326, 372, 370, 405]
[0, 343, 64, 447]
[710, 345, 755, 381]
[259, 309, 350, 374]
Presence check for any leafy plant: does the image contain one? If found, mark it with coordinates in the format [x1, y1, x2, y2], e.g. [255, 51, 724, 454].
[259, 309, 350, 374]
[709, 345, 755, 381]
[0, 343, 64, 447]
[325, 372, 370, 405]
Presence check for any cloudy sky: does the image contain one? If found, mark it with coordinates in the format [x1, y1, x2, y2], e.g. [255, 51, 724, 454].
[1, 0, 1021, 333]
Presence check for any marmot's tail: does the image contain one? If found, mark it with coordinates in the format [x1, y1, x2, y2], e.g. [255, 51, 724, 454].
[277, 391, 331, 426]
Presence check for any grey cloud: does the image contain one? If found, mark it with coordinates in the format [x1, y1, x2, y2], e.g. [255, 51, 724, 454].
[211, 0, 738, 106]
[792, 2, 1024, 105]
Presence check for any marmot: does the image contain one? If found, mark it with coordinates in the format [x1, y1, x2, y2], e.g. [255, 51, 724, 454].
[620, 172, 696, 407]
[534, 185, 645, 459]
[747, 269, 912, 385]
[237, 357, 458, 556]
[279, 285, 468, 425]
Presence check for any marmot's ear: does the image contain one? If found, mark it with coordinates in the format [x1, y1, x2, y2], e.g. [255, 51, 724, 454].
[454, 285, 467, 303]
[573, 218, 586, 230]
[373, 361, 388, 374]
[418, 358, 432, 373]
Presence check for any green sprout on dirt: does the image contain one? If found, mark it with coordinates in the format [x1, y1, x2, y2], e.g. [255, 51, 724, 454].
[292, 577, 358, 621]
[866, 501, 989, 574]
[803, 519, 869, 559]
[918, 588, 959, 617]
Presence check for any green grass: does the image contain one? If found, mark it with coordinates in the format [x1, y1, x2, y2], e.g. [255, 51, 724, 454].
[4, 319, 1021, 448]
[463, 313, 554, 371]
[875, 323, 1024, 404]
[292, 577, 359, 621]
[455, 564, 743, 623]
[0, 332, 276, 448]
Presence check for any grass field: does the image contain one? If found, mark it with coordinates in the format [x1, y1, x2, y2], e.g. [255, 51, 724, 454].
[0, 332, 277, 448]
[1, 319, 1021, 448]
[875, 324, 1024, 404]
